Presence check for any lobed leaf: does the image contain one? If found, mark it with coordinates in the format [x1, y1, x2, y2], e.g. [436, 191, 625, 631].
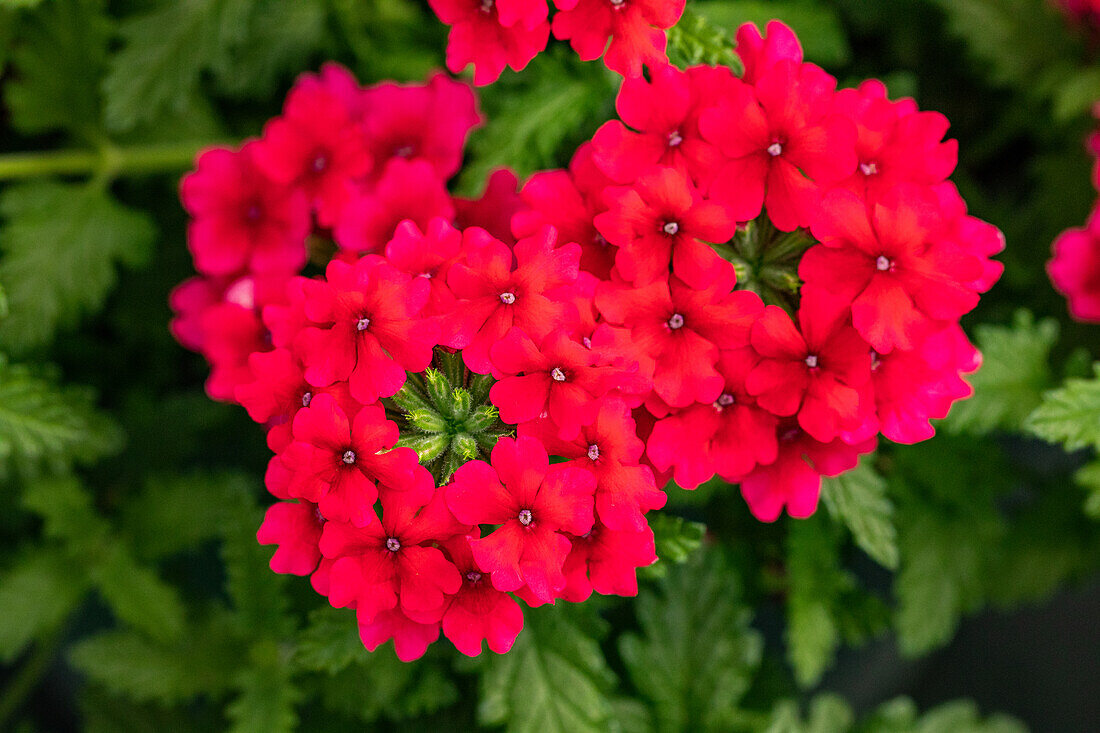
[821, 458, 899, 570]
[1025, 364, 1100, 454]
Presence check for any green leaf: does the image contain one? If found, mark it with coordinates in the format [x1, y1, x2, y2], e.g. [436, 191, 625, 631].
[907, 700, 1026, 733]
[1053, 67, 1100, 122]
[228, 643, 300, 733]
[88, 542, 187, 643]
[102, 0, 254, 131]
[619, 549, 763, 732]
[694, 1, 851, 68]
[786, 516, 848, 687]
[0, 549, 88, 662]
[1077, 462, 1100, 520]
[648, 512, 706, 572]
[210, 0, 329, 99]
[764, 694, 854, 733]
[120, 473, 251, 561]
[0, 181, 156, 354]
[319, 651, 459, 722]
[665, 7, 741, 70]
[821, 458, 899, 570]
[1025, 364, 1100, 453]
[5, 0, 109, 137]
[21, 476, 107, 546]
[69, 618, 239, 704]
[294, 607, 363, 675]
[220, 486, 292, 636]
[944, 310, 1057, 436]
[479, 605, 618, 733]
[0, 359, 122, 477]
[893, 509, 996, 656]
[456, 48, 615, 195]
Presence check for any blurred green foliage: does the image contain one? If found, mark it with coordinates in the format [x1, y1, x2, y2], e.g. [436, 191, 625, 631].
[1, 0, 1099, 730]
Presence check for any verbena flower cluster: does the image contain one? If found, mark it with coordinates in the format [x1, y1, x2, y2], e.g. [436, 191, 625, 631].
[1048, 102, 1100, 322]
[427, 0, 685, 83]
[171, 21, 1002, 660]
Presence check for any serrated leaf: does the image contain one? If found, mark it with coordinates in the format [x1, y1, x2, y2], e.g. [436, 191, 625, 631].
[619, 549, 763, 732]
[317, 646, 459, 722]
[666, 7, 741, 70]
[945, 311, 1057, 436]
[479, 605, 617, 733]
[89, 542, 187, 642]
[210, 0, 329, 99]
[764, 694, 854, 733]
[456, 48, 615, 195]
[294, 607, 362, 675]
[228, 649, 300, 733]
[821, 458, 898, 570]
[910, 700, 1026, 733]
[0, 181, 156, 354]
[786, 516, 847, 687]
[120, 473, 251, 561]
[0, 360, 122, 477]
[5, 0, 109, 137]
[69, 619, 239, 704]
[694, 1, 851, 67]
[1025, 364, 1100, 453]
[21, 476, 107, 546]
[893, 510, 997, 656]
[0, 549, 88, 662]
[102, 0, 254, 131]
[649, 512, 705, 564]
[1077, 462, 1100, 519]
[220, 488, 292, 636]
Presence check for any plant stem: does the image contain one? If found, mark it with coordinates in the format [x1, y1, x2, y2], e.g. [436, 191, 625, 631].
[0, 141, 222, 182]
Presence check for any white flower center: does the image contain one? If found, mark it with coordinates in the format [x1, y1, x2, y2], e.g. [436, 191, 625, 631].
[876, 255, 891, 271]
[518, 509, 533, 526]
[767, 142, 783, 157]
[356, 317, 370, 331]
[668, 130, 683, 147]
[550, 367, 567, 382]
[499, 291, 516, 305]
[667, 313, 685, 330]
[342, 450, 357, 464]
[860, 161, 879, 176]
[662, 221, 680, 236]
[587, 444, 600, 461]
[386, 537, 401, 552]
[301, 391, 313, 407]
[804, 354, 819, 369]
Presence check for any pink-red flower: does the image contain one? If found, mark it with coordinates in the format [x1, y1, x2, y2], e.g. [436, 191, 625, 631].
[446, 436, 595, 603]
[595, 167, 737, 288]
[439, 534, 525, 656]
[551, 0, 684, 77]
[428, 0, 550, 86]
[1049, 206, 1100, 322]
[180, 143, 310, 276]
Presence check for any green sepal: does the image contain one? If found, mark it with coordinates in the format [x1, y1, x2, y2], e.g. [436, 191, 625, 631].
[407, 407, 447, 433]
[435, 349, 466, 388]
[450, 387, 473, 420]
[395, 433, 451, 464]
[464, 405, 500, 434]
[468, 373, 494, 405]
[451, 433, 479, 462]
[390, 381, 433, 415]
[424, 369, 452, 411]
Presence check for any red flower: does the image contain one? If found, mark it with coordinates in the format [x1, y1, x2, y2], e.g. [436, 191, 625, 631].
[738, 424, 875, 521]
[595, 166, 737, 288]
[559, 520, 656, 601]
[647, 347, 778, 488]
[551, 0, 684, 77]
[590, 64, 732, 184]
[445, 226, 581, 373]
[429, 0, 549, 86]
[278, 394, 430, 527]
[1049, 208, 1100, 322]
[699, 61, 856, 230]
[257, 500, 324, 576]
[832, 79, 958, 202]
[180, 143, 310, 276]
[253, 75, 372, 225]
[746, 303, 872, 443]
[455, 168, 524, 244]
[295, 257, 438, 404]
[513, 143, 617, 278]
[332, 158, 455, 255]
[446, 436, 595, 603]
[489, 327, 629, 438]
[802, 188, 987, 353]
[358, 608, 441, 662]
[735, 20, 803, 85]
[522, 398, 665, 531]
[595, 272, 763, 407]
[439, 535, 525, 656]
[362, 72, 482, 181]
[321, 488, 468, 623]
[384, 218, 464, 316]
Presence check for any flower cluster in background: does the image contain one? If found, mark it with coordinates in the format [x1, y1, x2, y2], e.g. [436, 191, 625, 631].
[427, 0, 686, 83]
[1048, 102, 1100, 323]
[171, 21, 1003, 661]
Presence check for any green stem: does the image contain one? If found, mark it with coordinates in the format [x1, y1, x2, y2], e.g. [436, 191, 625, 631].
[0, 626, 64, 729]
[0, 141, 223, 182]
